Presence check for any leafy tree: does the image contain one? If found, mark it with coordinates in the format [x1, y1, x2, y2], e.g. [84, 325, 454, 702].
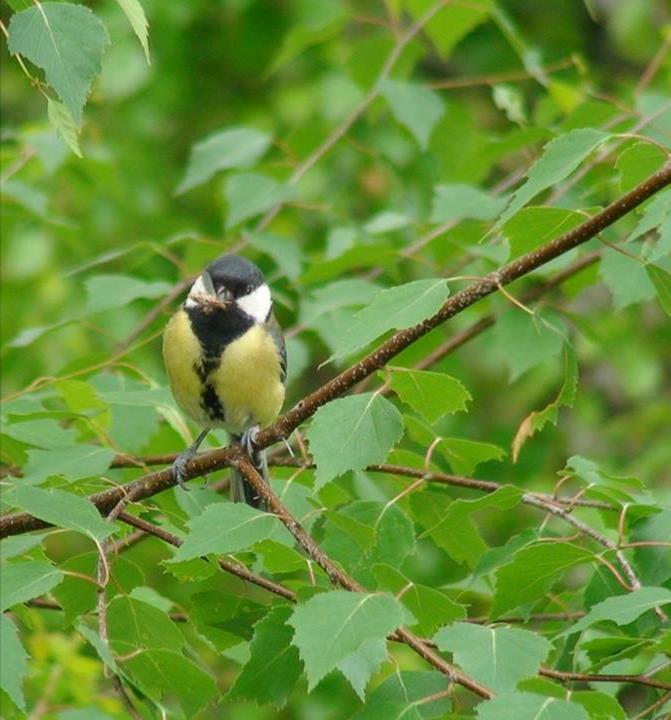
[1, 1, 670, 718]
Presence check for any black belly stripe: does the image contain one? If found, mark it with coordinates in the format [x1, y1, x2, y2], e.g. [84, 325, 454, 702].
[186, 304, 253, 425]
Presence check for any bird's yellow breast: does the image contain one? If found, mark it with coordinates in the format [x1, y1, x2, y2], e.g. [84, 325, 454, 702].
[162, 308, 285, 435]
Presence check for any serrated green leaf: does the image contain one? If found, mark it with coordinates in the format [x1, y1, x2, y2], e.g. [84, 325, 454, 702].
[225, 172, 295, 228]
[8, 3, 110, 123]
[435, 623, 551, 693]
[176, 127, 272, 194]
[493, 310, 566, 381]
[381, 79, 444, 149]
[190, 591, 266, 651]
[22, 444, 115, 485]
[374, 564, 466, 635]
[288, 590, 406, 690]
[108, 596, 184, 653]
[0, 615, 28, 711]
[331, 279, 450, 360]
[353, 670, 451, 720]
[558, 586, 671, 637]
[0, 561, 64, 611]
[114, 0, 150, 63]
[477, 693, 589, 720]
[123, 648, 217, 716]
[0, 418, 78, 449]
[46, 97, 81, 156]
[9, 485, 115, 540]
[227, 605, 302, 706]
[307, 393, 404, 489]
[439, 436, 506, 475]
[423, 485, 521, 567]
[389, 368, 471, 423]
[616, 141, 667, 193]
[338, 638, 388, 700]
[493, 543, 594, 618]
[646, 263, 671, 315]
[170, 502, 289, 561]
[84, 274, 172, 314]
[599, 249, 656, 310]
[430, 183, 507, 224]
[503, 207, 585, 259]
[498, 129, 610, 227]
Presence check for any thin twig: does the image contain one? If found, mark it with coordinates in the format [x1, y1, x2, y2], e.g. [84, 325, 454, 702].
[540, 667, 671, 691]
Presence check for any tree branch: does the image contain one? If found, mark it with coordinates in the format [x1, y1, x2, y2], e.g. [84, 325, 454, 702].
[233, 456, 495, 699]
[2, 163, 669, 539]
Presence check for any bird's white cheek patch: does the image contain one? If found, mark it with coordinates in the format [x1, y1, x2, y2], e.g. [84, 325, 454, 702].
[237, 283, 272, 323]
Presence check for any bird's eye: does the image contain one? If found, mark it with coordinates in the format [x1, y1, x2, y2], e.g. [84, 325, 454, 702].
[244, 284, 253, 295]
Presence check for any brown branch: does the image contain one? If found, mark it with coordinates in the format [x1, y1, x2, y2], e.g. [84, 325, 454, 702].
[233, 457, 495, 699]
[428, 58, 577, 89]
[2, 163, 669, 540]
[539, 667, 671, 691]
[632, 690, 671, 719]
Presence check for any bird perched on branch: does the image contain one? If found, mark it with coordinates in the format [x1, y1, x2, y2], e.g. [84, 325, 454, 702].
[162, 255, 286, 508]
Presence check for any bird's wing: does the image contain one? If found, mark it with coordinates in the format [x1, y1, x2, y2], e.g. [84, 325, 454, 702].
[265, 312, 287, 383]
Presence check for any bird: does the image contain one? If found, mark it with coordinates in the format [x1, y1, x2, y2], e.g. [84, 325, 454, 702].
[162, 254, 286, 508]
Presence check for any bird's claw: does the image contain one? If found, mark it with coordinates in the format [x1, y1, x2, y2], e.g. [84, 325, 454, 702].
[171, 451, 192, 491]
[240, 426, 261, 463]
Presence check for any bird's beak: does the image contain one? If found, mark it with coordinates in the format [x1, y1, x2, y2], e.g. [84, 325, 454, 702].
[200, 271, 216, 296]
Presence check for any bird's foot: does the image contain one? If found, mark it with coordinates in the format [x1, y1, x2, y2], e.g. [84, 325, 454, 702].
[240, 426, 262, 464]
[171, 450, 194, 491]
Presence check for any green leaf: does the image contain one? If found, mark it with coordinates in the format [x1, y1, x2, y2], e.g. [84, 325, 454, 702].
[646, 264, 671, 315]
[190, 591, 266, 652]
[9, 485, 115, 540]
[225, 172, 295, 228]
[423, 485, 522, 567]
[307, 393, 404, 489]
[571, 691, 626, 720]
[114, 0, 150, 63]
[630, 188, 670, 243]
[477, 693, 589, 720]
[22, 444, 115, 485]
[430, 183, 507, 224]
[498, 129, 610, 226]
[288, 590, 406, 690]
[331, 279, 450, 360]
[0, 615, 28, 711]
[439, 436, 506, 475]
[435, 623, 551, 693]
[84, 274, 171, 314]
[337, 638, 388, 700]
[503, 207, 585, 259]
[46, 97, 82, 157]
[599, 249, 656, 310]
[123, 648, 217, 716]
[558, 586, 671, 637]
[0, 418, 78, 449]
[107, 596, 183, 653]
[512, 345, 578, 461]
[176, 127, 272, 193]
[170, 502, 289, 561]
[404, 0, 491, 58]
[389, 368, 471, 423]
[8, 2, 110, 123]
[353, 670, 451, 720]
[493, 310, 565, 381]
[227, 605, 302, 706]
[380, 79, 444, 149]
[374, 564, 466, 635]
[616, 141, 667, 193]
[0, 561, 64, 611]
[493, 543, 594, 618]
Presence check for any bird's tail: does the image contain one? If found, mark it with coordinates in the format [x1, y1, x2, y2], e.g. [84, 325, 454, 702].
[230, 435, 269, 511]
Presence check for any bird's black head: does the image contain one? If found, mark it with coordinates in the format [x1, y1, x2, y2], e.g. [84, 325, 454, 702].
[186, 255, 271, 323]
[206, 255, 265, 300]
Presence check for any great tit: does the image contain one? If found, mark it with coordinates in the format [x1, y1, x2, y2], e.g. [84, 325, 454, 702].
[162, 254, 286, 507]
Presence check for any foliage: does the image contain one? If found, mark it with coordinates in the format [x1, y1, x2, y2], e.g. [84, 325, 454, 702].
[1, 1, 671, 719]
